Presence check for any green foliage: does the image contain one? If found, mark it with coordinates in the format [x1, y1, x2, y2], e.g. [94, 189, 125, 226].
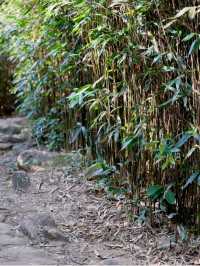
[177, 224, 189, 242]
[147, 184, 176, 205]
[147, 185, 164, 201]
[0, 0, 200, 231]
[0, 17, 16, 115]
[0, 55, 15, 116]
[182, 172, 200, 190]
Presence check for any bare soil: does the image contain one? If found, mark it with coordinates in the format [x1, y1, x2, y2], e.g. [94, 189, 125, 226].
[0, 117, 199, 265]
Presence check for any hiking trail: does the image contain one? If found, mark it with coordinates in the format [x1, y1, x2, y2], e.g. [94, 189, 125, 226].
[0, 117, 199, 265]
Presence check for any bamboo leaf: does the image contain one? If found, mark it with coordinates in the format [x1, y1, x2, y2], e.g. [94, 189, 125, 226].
[177, 225, 188, 242]
[185, 147, 196, 159]
[182, 33, 196, 42]
[109, 0, 129, 8]
[182, 172, 199, 190]
[174, 7, 194, 19]
[188, 6, 197, 20]
[164, 191, 176, 205]
[147, 185, 164, 200]
[188, 38, 200, 55]
[174, 133, 191, 149]
[163, 20, 176, 29]
[121, 137, 134, 151]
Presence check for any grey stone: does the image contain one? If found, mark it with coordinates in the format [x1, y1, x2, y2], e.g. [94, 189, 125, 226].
[0, 143, 13, 151]
[0, 117, 27, 136]
[19, 213, 67, 244]
[0, 133, 26, 144]
[0, 211, 10, 223]
[11, 171, 31, 192]
[0, 124, 22, 135]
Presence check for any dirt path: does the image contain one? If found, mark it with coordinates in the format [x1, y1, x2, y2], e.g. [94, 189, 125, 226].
[0, 117, 199, 265]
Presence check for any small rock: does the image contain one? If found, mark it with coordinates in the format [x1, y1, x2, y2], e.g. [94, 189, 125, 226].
[0, 123, 22, 135]
[0, 143, 13, 151]
[0, 117, 27, 129]
[43, 226, 67, 241]
[0, 133, 26, 144]
[157, 237, 176, 250]
[11, 171, 31, 192]
[0, 214, 7, 223]
[7, 134, 26, 143]
[19, 213, 67, 244]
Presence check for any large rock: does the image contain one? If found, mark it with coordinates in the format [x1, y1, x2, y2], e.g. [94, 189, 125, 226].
[17, 149, 57, 171]
[19, 213, 67, 244]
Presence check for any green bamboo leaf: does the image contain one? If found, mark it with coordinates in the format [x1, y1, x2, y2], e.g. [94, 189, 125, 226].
[175, 133, 191, 149]
[177, 225, 188, 242]
[121, 137, 134, 151]
[182, 172, 199, 190]
[147, 185, 164, 200]
[188, 38, 200, 55]
[164, 191, 176, 205]
[182, 33, 196, 42]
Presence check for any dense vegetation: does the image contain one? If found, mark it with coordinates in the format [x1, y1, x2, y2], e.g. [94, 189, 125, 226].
[0, 0, 200, 236]
[0, 54, 15, 116]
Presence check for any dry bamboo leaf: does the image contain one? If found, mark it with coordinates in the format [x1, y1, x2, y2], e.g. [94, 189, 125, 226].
[109, 0, 129, 6]
[163, 20, 176, 29]
[188, 6, 197, 20]
[194, 258, 200, 265]
[174, 7, 196, 19]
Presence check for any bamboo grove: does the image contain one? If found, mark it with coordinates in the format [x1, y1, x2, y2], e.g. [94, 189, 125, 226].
[0, 0, 200, 234]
